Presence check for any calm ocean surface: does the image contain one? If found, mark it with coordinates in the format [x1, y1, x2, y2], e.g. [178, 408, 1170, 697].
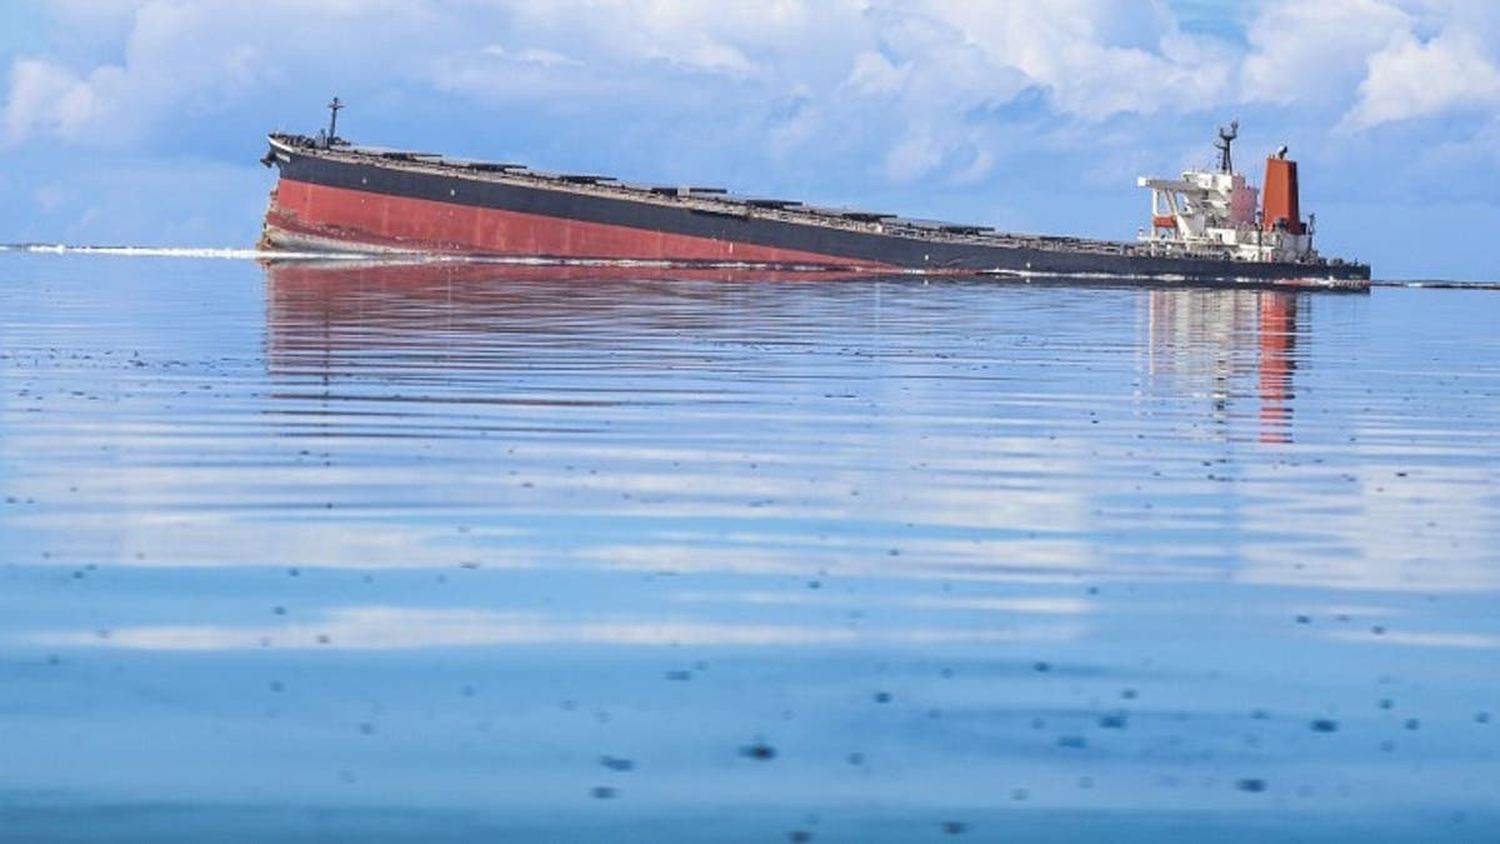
[1, 251, 1497, 842]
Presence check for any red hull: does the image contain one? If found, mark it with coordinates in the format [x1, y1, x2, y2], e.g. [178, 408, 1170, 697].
[264, 178, 887, 268]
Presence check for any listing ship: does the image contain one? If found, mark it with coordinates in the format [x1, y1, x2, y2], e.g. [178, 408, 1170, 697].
[259, 101, 1370, 287]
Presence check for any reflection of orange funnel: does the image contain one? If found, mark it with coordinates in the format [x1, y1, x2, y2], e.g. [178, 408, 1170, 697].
[1258, 292, 1296, 444]
[1261, 157, 1304, 234]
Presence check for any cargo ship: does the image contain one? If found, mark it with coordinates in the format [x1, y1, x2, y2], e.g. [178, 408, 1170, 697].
[259, 101, 1370, 287]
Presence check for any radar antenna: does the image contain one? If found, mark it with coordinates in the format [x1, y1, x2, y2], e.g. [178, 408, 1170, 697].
[1215, 120, 1238, 174]
[325, 96, 344, 148]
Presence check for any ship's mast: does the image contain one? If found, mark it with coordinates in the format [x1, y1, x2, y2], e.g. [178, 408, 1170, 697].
[1215, 120, 1238, 174]
[326, 96, 343, 148]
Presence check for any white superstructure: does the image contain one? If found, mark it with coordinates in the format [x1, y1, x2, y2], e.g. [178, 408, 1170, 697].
[1136, 123, 1316, 264]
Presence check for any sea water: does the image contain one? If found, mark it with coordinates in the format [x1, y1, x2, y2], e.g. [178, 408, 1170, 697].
[1, 252, 1497, 841]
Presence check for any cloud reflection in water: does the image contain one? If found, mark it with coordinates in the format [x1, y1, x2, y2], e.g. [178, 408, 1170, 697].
[31, 605, 1081, 651]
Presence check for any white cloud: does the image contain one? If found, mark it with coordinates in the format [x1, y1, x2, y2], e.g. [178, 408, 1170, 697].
[5, 0, 1496, 150]
[844, 50, 907, 96]
[3, 0, 438, 146]
[921, 0, 1234, 118]
[1344, 32, 1500, 127]
[883, 131, 945, 182]
[496, 0, 838, 80]
[1240, 0, 1500, 131]
[1241, 0, 1412, 107]
[0, 0, 1273, 160]
[4, 58, 98, 142]
[480, 45, 579, 68]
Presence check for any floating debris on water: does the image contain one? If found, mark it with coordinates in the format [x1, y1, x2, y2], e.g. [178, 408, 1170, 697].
[739, 740, 777, 761]
[1099, 713, 1129, 729]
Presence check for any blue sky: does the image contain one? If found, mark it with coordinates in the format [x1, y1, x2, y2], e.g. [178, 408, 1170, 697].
[1, 0, 1497, 280]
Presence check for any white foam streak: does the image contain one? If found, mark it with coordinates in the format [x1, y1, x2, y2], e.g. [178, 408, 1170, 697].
[10, 244, 339, 260]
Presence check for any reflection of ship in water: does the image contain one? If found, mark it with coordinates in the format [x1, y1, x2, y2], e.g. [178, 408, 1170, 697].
[264, 260, 873, 376]
[270, 260, 1306, 443]
[1143, 287, 1299, 443]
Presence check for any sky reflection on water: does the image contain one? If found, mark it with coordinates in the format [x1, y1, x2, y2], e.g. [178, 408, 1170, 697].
[1, 254, 1497, 841]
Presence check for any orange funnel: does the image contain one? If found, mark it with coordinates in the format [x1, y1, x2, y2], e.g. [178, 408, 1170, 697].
[1261, 157, 1304, 234]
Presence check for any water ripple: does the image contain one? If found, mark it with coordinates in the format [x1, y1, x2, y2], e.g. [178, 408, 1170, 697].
[2, 253, 1498, 837]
